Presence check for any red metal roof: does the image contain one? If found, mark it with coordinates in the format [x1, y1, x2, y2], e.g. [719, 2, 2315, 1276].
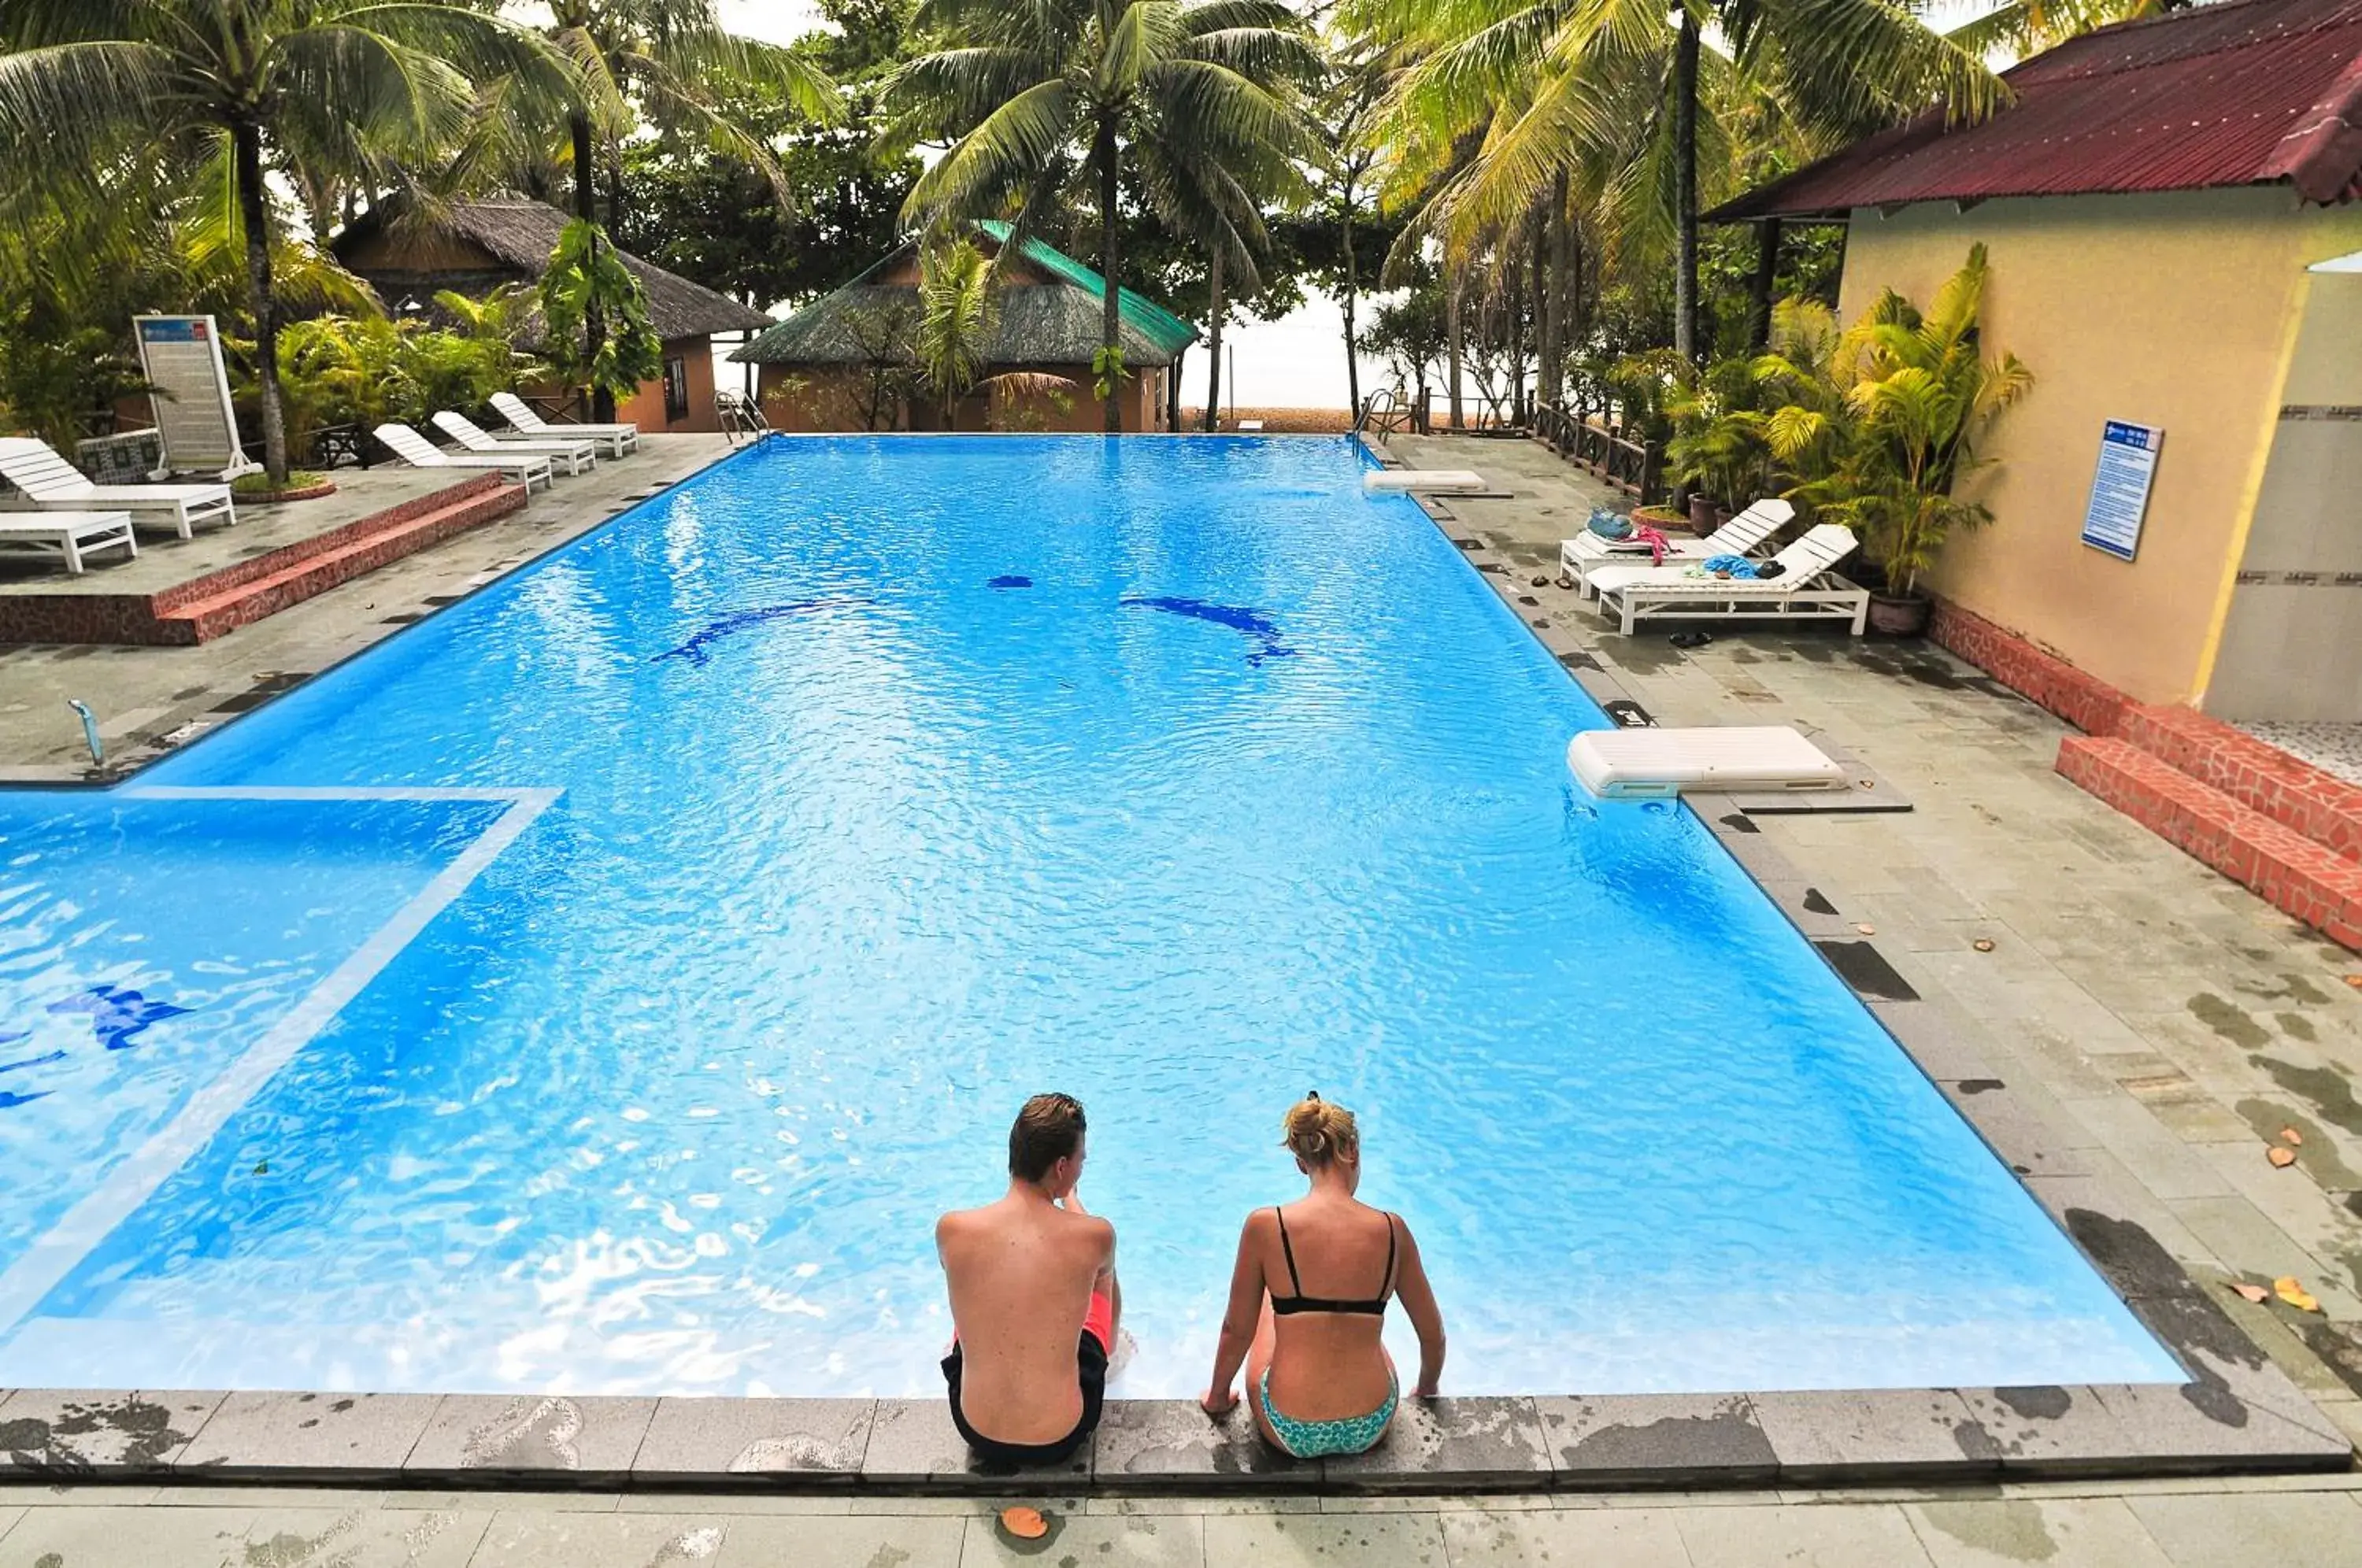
[1712, 0, 2362, 220]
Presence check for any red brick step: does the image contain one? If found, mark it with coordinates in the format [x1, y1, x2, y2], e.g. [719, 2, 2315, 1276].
[2057, 734, 2362, 948]
[155, 481, 526, 645]
[2116, 704, 2362, 863]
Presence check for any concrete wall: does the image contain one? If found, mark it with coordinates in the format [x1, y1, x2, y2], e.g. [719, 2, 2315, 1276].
[1836, 188, 2362, 706]
[2205, 269, 2362, 723]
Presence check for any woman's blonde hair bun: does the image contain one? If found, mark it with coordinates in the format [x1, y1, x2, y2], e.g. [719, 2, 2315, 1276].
[1282, 1092, 1358, 1166]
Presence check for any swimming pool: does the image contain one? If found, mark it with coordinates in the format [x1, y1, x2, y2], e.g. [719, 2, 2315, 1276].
[0, 435, 2179, 1398]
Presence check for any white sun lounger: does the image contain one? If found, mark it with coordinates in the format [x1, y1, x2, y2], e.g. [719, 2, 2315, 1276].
[0, 509, 138, 574]
[491, 392, 638, 457]
[1560, 499, 1794, 599]
[1590, 523, 1868, 636]
[1363, 468, 1489, 494]
[374, 423, 554, 493]
[0, 437, 234, 539]
[433, 411, 596, 475]
[1568, 725, 1849, 798]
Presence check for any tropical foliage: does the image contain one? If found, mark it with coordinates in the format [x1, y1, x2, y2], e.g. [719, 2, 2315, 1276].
[0, 0, 561, 482]
[539, 218, 665, 409]
[916, 233, 997, 426]
[888, 0, 1321, 431]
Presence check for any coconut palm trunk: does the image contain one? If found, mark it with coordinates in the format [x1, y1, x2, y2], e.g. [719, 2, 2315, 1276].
[1340, 194, 1362, 422]
[1096, 115, 1124, 433]
[1447, 279, 1464, 428]
[567, 113, 616, 422]
[1673, 6, 1702, 364]
[1749, 218, 1783, 350]
[1203, 247, 1224, 433]
[231, 119, 290, 486]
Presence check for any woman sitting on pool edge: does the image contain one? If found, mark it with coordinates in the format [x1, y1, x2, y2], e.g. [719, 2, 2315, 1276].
[1198, 1093, 1446, 1458]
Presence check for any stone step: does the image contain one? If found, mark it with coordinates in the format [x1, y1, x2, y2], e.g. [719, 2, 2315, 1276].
[2116, 704, 2362, 863]
[2057, 734, 2362, 949]
[156, 482, 526, 644]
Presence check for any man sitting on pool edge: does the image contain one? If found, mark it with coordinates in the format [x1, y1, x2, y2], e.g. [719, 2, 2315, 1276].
[936, 1093, 1120, 1465]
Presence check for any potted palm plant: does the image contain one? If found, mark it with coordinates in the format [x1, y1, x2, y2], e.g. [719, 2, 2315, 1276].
[1770, 246, 2031, 636]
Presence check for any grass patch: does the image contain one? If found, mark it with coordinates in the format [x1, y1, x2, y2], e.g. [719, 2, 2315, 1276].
[231, 470, 328, 497]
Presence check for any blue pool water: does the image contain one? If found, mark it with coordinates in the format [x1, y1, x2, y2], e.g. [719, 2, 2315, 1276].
[0, 436, 2179, 1397]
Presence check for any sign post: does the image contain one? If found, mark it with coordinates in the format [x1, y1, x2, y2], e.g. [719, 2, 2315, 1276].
[2079, 419, 2163, 562]
[133, 315, 261, 479]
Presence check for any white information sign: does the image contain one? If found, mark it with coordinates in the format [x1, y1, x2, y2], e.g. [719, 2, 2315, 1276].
[133, 314, 258, 478]
[2079, 419, 2163, 562]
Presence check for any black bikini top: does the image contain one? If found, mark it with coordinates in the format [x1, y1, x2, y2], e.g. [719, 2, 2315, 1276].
[1269, 1204, 1397, 1316]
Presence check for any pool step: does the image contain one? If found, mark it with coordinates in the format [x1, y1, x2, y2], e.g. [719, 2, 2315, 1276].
[2057, 734, 2362, 947]
[154, 479, 528, 645]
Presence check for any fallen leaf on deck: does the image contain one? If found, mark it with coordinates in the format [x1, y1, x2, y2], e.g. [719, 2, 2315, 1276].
[2282, 1127, 2304, 1146]
[1972, 939, 1995, 952]
[2268, 1146, 2297, 1167]
[2231, 1282, 2271, 1304]
[999, 1507, 1050, 1540]
[1855, 923, 1876, 935]
[2274, 1277, 2322, 1312]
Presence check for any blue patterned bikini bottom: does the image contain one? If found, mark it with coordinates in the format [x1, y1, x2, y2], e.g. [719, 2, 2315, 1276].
[1257, 1367, 1398, 1459]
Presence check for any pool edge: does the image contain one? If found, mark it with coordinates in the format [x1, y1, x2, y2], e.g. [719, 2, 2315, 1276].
[0, 441, 2345, 1496]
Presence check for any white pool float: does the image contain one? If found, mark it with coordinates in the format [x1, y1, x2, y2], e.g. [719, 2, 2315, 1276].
[1363, 468, 1489, 494]
[1569, 725, 1848, 798]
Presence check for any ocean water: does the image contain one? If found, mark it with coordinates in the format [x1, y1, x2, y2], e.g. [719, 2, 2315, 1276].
[0, 435, 2181, 1396]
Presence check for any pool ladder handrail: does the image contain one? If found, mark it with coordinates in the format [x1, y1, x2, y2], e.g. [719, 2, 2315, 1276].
[717, 390, 772, 447]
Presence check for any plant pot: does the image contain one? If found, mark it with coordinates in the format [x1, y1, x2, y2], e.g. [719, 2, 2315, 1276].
[1712, 504, 1734, 527]
[1632, 505, 1686, 532]
[1866, 590, 1932, 638]
[1686, 494, 1716, 535]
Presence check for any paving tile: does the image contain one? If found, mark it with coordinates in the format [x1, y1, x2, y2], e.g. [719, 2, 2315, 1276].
[1201, 1511, 1449, 1567]
[857, 1397, 1089, 1487]
[1905, 1496, 2170, 1567]
[632, 1397, 872, 1482]
[1439, 1506, 1693, 1566]
[0, 1503, 256, 1567]
[1535, 1394, 1775, 1485]
[0, 1389, 223, 1474]
[1673, 1501, 1934, 1566]
[1321, 1397, 1549, 1489]
[2118, 1289, 2353, 1444]
[464, 1511, 733, 1567]
[1090, 1399, 1310, 1485]
[962, 1510, 1205, 1566]
[1951, 1387, 2138, 1476]
[176, 1391, 439, 1477]
[1751, 1390, 1999, 1482]
[713, 1514, 965, 1566]
[405, 1395, 656, 1481]
[2127, 1488, 2362, 1567]
[239, 1505, 491, 1568]
[0, 1508, 19, 1543]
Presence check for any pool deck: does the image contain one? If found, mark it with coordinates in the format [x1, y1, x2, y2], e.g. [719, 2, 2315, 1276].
[2, 431, 2360, 1562]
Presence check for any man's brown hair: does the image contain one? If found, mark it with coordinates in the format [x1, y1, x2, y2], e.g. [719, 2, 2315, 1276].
[1009, 1093, 1087, 1182]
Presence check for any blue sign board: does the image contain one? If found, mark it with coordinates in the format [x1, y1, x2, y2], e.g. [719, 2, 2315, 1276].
[2080, 420, 2163, 562]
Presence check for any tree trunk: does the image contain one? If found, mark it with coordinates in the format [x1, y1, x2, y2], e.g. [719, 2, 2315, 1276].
[1530, 201, 1552, 411]
[1507, 248, 1527, 426]
[606, 153, 627, 237]
[1096, 114, 1123, 434]
[569, 113, 616, 422]
[1447, 276, 1464, 429]
[1340, 176, 1361, 423]
[1673, 7, 1701, 364]
[233, 120, 288, 486]
[1749, 217, 1783, 352]
[1544, 168, 1572, 406]
[1202, 246, 1224, 433]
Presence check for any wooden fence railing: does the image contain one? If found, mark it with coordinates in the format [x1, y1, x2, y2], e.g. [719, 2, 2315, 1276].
[1534, 401, 1661, 503]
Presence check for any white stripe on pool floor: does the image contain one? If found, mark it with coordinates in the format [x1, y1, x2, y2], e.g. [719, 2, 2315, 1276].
[0, 786, 562, 1342]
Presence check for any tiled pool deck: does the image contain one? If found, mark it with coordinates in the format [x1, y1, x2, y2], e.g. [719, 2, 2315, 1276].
[1, 431, 2358, 1562]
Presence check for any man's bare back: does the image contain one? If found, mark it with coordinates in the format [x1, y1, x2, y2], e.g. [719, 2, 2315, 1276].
[936, 1094, 1121, 1460]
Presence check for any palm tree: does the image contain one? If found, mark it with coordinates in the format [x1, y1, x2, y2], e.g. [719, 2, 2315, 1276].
[1365, 0, 1999, 366]
[539, 0, 839, 228]
[890, 0, 1321, 432]
[916, 231, 996, 427]
[1946, 0, 2189, 57]
[0, 1, 559, 484]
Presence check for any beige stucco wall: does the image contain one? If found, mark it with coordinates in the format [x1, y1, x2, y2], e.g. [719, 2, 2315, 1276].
[1838, 188, 2362, 706]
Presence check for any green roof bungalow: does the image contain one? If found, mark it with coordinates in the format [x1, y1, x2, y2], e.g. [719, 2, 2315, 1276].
[732, 222, 1198, 433]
